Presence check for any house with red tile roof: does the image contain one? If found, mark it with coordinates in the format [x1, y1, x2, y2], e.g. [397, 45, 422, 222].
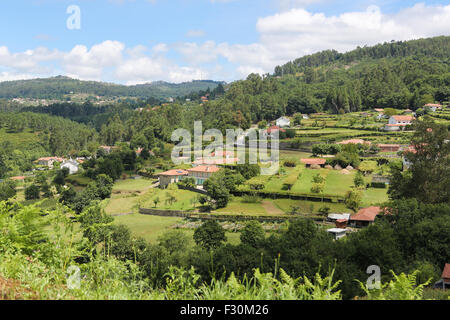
[158, 169, 189, 188]
[385, 115, 415, 131]
[377, 144, 401, 152]
[37, 157, 65, 168]
[10, 176, 26, 181]
[300, 158, 326, 167]
[338, 139, 371, 145]
[434, 263, 450, 289]
[263, 125, 286, 138]
[187, 165, 220, 185]
[349, 206, 381, 227]
[424, 103, 442, 112]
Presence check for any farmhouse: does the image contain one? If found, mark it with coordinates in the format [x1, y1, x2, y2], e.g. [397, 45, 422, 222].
[401, 145, 416, 170]
[275, 116, 290, 128]
[10, 176, 26, 181]
[349, 206, 381, 228]
[187, 165, 220, 185]
[424, 103, 442, 112]
[384, 115, 415, 131]
[300, 158, 326, 168]
[374, 108, 384, 113]
[99, 146, 119, 154]
[338, 139, 371, 145]
[37, 157, 65, 168]
[60, 159, 80, 175]
[264, 125, 286, 138]
[326, 228, 347, 240]
[377, 144, 400, 152]
[158, 169, 189, 188]
[434, 263, 450, 290]
[327, 213, 350, 222]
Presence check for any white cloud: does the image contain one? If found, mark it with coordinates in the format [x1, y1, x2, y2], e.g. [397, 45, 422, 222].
[186, 29, 206, 38]
[175, 3, 450, 79]
[0, 3, 449, 84]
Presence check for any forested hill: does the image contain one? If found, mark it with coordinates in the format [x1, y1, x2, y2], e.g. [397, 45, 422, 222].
[0, 76, 223, 100]
[274, 36, 450, 76]
[189, 36, 449, 130]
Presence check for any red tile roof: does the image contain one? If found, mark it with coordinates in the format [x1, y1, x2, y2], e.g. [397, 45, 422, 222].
[193, 158, 239, 165]
[392, 115, 415, 122]
[187, 165, 221, 173]
[10, 176, 26, 181]
[424, 103, 442, 108]
[377, 144, 400, 148]
[442, 263, 450, 280]
[301, 158, 326, 165]
[159, 169, 189, 176]
[337, 139, 371, 145]
[350, 206, 381, 222]
[266, 125, 286, 134]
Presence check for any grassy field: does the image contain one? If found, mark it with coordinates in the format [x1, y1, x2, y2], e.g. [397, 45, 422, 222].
[113, 213, 241, 245]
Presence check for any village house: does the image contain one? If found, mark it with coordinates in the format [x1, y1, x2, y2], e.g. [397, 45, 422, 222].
[434, 263, 450, 290]
[99, 146, 119, 154]
[337, 139, 371, 145]
[384, 115, 415, 131]
[349, 206, 381, 228]
[377, 144, 401, 152]
[326, 228, 347, 240]
[275, 116, 291, 128]
[401, 145, 416, 170]
[264, 125, 286, 138]
[424, 103, 442, 112]
[158, 169, 189, 188]
[327, 213, 351, 223]
[60, 159, 80, 175]
[37, 157, 65, 168]
[300, 158, 326, 168]
[187, 165, 220, 185]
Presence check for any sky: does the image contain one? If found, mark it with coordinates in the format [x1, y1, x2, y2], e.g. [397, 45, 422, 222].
[0, 0, 449, 84]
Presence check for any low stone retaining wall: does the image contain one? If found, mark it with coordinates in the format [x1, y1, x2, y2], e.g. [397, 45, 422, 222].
[139, 208, 293, 223]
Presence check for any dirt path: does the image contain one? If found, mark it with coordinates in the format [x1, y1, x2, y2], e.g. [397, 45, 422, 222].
[261, 201, 284, 215]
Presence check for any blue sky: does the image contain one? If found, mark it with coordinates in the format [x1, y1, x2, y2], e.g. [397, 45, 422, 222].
[0, 0, 449, 84]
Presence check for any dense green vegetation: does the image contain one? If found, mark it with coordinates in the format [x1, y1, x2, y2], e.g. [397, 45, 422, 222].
[0, 76, 222, 100]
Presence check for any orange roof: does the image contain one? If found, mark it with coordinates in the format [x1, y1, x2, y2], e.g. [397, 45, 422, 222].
[38, 157, 65, 162]
[392, 115, 415, 121]
[442, 263, 450, 280]
[377, 144, 400, 148]
[193, 158, 239, 165]
[159, 169, 189, 176]
[10, 176, 26, 181]
[424, 103, 442, 107]
[266, 125, 286, 134]
[301, 158, 326, 165]
[374, 108, 384, 112]
[187, 165, 220, 173]
[385, 123, 409, 127]
[338, 139, 370, 145]
[350, 206, 381, 222]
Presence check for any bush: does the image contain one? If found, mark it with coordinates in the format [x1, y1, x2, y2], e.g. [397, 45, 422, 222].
[25, 184, 40, 200]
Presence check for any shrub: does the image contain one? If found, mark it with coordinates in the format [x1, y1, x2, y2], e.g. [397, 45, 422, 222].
[25, 184, 40, 200]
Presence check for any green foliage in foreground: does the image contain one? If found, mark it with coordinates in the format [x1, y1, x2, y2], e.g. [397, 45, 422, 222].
[0, 201, 441, 300]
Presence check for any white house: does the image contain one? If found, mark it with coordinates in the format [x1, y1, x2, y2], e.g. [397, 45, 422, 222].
[60, 160, 79, 175]
[276, 116, 290, 128]
[327, 228, 347, 240]
[424, 103, 442, 112]
[384, 115, 415, 131]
